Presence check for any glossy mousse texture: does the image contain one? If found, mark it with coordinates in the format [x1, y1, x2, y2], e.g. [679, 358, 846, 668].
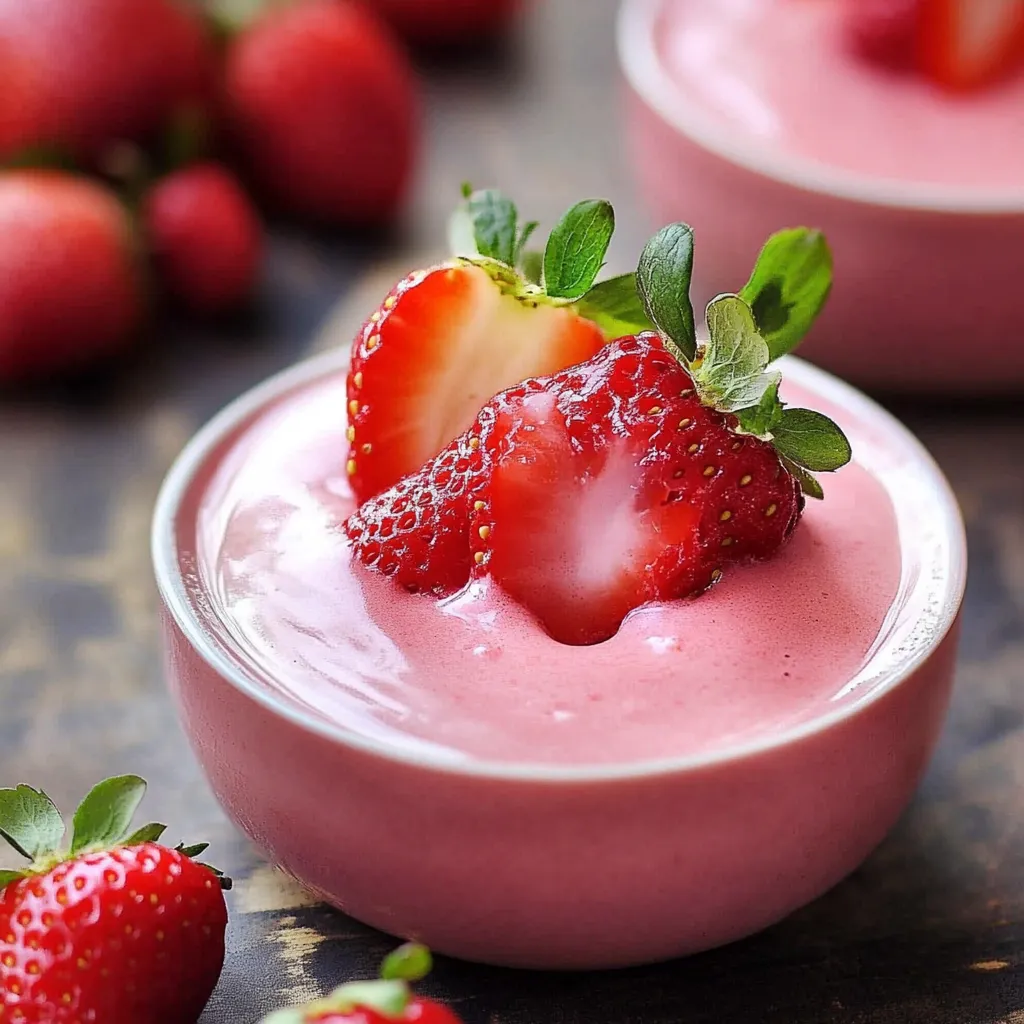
[188, 369, 901, 768]
[656, 0, 1024, 187]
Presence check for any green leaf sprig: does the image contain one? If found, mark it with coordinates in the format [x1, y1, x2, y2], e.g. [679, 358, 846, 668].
[0, 775, 231, 889]
[447, 185, 653, 338]
[636, 223, 850, 498]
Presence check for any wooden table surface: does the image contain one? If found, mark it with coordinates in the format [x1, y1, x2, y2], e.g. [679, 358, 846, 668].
[3, 1, 1024, 1021]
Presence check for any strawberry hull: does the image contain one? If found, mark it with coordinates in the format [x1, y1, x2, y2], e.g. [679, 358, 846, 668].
[153, 349, 965, 969]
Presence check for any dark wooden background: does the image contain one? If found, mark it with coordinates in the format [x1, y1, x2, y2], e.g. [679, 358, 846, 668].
[3, 1, 1024, 1020]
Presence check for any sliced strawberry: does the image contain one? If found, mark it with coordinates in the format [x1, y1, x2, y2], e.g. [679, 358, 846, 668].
[919, 0, 1024, 89]
[346, 261, 604, 504]
[345, 188, 657, 503]
[470, 337, 802, 646]
[842, 0, 922, 70]
[345, 222, 851, 647]
[344, 424, 488, 595]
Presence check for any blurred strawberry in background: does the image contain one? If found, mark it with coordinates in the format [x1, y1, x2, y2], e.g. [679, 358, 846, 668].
[223, 0, 419, 226]
[0, 171, 144, 382]
[368, 0, 524, 46]
[843, 0, 1024, 87]
[143, 161, 264, 315]
[0, 0, 215, 164]
[0, 0, 504, 378]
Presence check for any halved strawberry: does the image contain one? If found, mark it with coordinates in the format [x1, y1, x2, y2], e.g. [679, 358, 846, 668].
[345, 187, 653, 503]
[919, 0, 1024, 89]
[468, 337, 803, 645]
[346, 223, 851, 646]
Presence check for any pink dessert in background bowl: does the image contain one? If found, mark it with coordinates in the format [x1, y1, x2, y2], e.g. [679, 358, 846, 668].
[153, 342, 965, 968]
[619, 0, 1024, 392]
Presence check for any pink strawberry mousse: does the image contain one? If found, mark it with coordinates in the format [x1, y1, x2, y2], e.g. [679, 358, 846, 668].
[195, 367, 900, 768]
[655, 0, 1024, 188]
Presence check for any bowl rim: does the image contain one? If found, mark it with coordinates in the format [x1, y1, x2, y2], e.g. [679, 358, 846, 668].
[617, 0, 1024, 215]
[152, 347, 967, 783]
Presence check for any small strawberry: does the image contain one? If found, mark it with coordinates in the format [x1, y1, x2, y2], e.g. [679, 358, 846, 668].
[0, 0, 215, 163]
[261, 944, 462, 1024]
[0, 170, 144, 382]
[143, 161, 264, 315]
[346, 224, 851, 645]
[346, 187, 654, 503]
[0, 775, 229, 1024]
[222, 0, 419, 226]
[367, 0, 524, 47]
[918, 0, 1024, 89]
[842, 0, 922, 70]
[345, 426, 488, 595]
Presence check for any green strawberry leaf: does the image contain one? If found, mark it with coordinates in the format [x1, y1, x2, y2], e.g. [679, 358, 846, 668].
[637, 223, 696, 360]
[734, 373, 783, 438]
[694, 295, 776, 413]
[381, 943, 432, 983]
[771, 408, 852, 472]
[124, 822, 167, 846]
[543, 199, 615, 300]
[519, 249, 544, 286]
[575, 273, 655, 337]
[0, 785, 65, 861]
[449, 187, 518, 267]
[740, 228, 832, 360]
[782, 457, 825, 500]
[0, 869, 27, 888]
[70, 775, 146, 855]
[176, 841, 210, 859]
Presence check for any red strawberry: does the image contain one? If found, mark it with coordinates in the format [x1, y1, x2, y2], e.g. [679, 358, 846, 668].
[367, 0, 524, 46]
[0, 170, 144, 382]
[260, 944, 462, 1024]
[469, 335, 802, 645]
[918, 0, 1024, 89]
[346, 189, 652, 503]
[143, 161, 264, 315]
[345, 224, 851, 646]
[223, 0, 419, 226]
[842, 0, 922, 70]
[0, 0, 215, 163]
[0, 775, 229, 1024]
[345, 426, 488, 595]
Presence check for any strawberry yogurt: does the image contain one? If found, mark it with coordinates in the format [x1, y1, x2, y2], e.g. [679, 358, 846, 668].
[655, 0, 1024, 188]
[194, 366, 901, 767]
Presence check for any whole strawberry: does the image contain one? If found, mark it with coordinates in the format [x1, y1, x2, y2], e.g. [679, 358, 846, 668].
[223, 0, 419, 227]
[0, 170, 144, 382]
[346, 187, 653, 502]
[0, 775, 229, 1024]
[143, 161, 264, 315]
[261, 944, 462, 1024]
[0, 0, 215, 162]
[346, 224, 851, 645]
[368, 0, 524, 46]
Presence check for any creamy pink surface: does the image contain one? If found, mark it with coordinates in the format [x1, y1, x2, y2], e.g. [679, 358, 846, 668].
[656, 0, 1024, 187]
[194, 371, 900, 767]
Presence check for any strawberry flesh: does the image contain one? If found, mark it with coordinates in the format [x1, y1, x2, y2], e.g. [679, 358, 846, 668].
[346, 262, 606, 503]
